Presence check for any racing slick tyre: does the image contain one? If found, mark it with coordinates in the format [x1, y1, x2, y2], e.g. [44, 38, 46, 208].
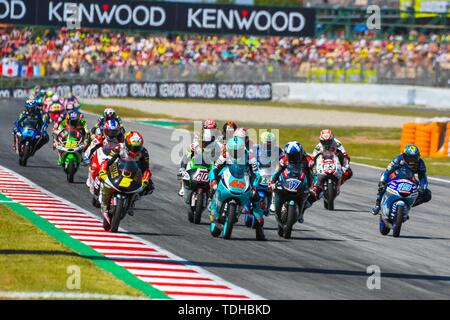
[193, 193, 203, 225]
[393, 206, 403, 238]
[110, 198, 123, 233]
[223, 202, 236, 240]
[284, 204, 296, 239]
[66, 159, 76, 183]
[379, 217, 390, 236]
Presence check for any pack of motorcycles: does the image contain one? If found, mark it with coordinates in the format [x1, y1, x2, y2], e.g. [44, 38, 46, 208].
[14, 109, 418, 239]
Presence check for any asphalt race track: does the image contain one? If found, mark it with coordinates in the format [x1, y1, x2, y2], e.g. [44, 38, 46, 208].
[1, 99, 449, 299]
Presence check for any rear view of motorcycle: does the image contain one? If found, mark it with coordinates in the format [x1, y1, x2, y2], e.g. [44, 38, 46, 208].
[101, 159, 143, 232]
[315, 150, 343, 210]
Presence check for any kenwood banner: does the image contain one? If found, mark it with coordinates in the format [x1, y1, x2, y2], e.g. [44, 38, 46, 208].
[5, 82, 272, 100]
[0, 0, 315, 36]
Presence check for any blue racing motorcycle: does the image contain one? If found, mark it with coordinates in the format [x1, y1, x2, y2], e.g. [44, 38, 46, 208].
[379, 167, 419, 237]
[15, 118, 42, 167]
[209, 164, 253, 240]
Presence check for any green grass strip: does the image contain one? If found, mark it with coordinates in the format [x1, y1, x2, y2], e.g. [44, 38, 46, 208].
[0, 193, 170, 300]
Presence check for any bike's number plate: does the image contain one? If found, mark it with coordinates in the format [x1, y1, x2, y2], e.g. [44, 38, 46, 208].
[65, 141, 78, 149]
[285, 179, 301, 192]
[194, 170, 209, 183]
[119, 177, 133, 188]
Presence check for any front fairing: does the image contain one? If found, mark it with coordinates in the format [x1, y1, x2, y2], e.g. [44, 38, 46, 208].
[107, 159, 143, 193]
[217, 165, 251, 205]
[381, 179, 418, 219]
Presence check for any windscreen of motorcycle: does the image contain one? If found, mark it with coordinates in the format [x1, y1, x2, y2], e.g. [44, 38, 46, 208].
[108, 159, 143, 192]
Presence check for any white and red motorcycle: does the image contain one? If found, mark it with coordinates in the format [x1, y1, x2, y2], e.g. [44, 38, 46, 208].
[314, 150, 343, 210]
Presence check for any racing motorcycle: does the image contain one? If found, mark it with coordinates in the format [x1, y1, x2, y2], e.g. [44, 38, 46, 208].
[15, 118, 42, 167]
[180, 159, 212, 224]
[379, 167, 419, 238]
[273, 165, 310, 239]
[101, 159, 143, 232]
[55, 128, 84, 183]
[209, 164, 255, 240]
[314, 150, 343, 210]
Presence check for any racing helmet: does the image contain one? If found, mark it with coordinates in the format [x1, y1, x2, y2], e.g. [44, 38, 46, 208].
[103, 120, 120, 139]
[25, 99, 37, 113]
[46, 90, 54, 98]
[402, 144, 420, 166]
[319, 129, 334, 150]
[67, 111, 79, 127]
[226, 136, 246, 164]
[124, 131, 144, 157]
[202, 119, 217, 130]
[35, 96, 44, 108]
[52, 94, 60, 103]
[65, 102, 74, 112]
[222, 121, 237, 140]
[103, 108, 117, 121]
[260, 131, 276, 150]
[233, 127, 249, 148]
[284, 141, 303, 165]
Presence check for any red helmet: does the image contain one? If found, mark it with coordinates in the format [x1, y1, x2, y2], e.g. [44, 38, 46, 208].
[319, 129, 334, 149]
[202, 119, 217, 130]
[124, 131, 144, 157]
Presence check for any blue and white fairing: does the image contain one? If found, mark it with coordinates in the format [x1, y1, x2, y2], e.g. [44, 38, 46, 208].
[381, 175, 419, 223]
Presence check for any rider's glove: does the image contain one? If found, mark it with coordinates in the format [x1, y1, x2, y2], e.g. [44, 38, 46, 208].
[377, 181, 386, 192]
[99, 170, 107, 181]
[210, 180, 218, 191]
[142, 180, 149, 188]
[308, 159, 315, 168]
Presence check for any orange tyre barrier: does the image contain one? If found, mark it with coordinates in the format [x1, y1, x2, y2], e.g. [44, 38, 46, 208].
[402, 120, 450, 158]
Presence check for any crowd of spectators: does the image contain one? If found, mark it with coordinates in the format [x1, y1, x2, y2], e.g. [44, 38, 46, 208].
[1, 27, 449, 82]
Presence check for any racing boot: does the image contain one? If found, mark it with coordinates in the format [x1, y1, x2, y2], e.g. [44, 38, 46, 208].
[371, 199, 381, 215]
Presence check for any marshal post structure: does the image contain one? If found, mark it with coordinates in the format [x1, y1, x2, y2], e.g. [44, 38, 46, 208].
[0, 0, 316, 36]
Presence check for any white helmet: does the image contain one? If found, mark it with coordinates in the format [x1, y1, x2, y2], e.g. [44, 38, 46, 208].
[52, 94, 60, 103]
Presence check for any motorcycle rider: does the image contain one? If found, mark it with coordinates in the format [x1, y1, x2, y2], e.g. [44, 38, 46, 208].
[91, 108, 124, 136]
[371, 144, 431, 215]
[222, 121, 238, 145]
[178, 123, 223, 196]
[64, 92, 80, 109]
[12, 99, 49, 154]
[53, 110, 90, 152]
[310, 129, 352, 197]
[253, 131, 284, 212]
[208, 136, 266, 240]
[85, 120, 124, 194]
[271, 141, 315, 224]
[98, 131, 154, 217]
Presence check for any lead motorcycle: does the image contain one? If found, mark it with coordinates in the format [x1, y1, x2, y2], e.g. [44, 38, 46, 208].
[15, 118, 43, 167]
[273, 165, 310, 239]
[379, 167, 419, 238]
[101, 158, 143, 232]
[180, 159, 212, 224]
[314, 150, 343, 210]
[209, 163, 260, 240]
[88, 144, 114, 208]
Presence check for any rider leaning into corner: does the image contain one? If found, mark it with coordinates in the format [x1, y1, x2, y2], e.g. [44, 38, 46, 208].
[84, 120, 125, 194]
[98, 131, 155, 217]
[12, 99, 49, 153]
[371, 144, 432, 215]
[310, 129, 353, 199]
[208, 136, 266, 240]
[271, 141, 315, 224]
[178, 119, 223, 197]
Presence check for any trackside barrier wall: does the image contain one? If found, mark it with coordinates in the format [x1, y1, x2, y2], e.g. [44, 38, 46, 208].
[401, 120, 450, 158]
[273, 83, 450, 109]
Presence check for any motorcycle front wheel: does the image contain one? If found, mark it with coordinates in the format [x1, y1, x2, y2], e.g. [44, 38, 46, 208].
[223, 202, 236, 240]
[110, 197, 124, 233]
[66, 159, 76, 183]
[393, 206, 404, 238]
[284, 203, 296, 239]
